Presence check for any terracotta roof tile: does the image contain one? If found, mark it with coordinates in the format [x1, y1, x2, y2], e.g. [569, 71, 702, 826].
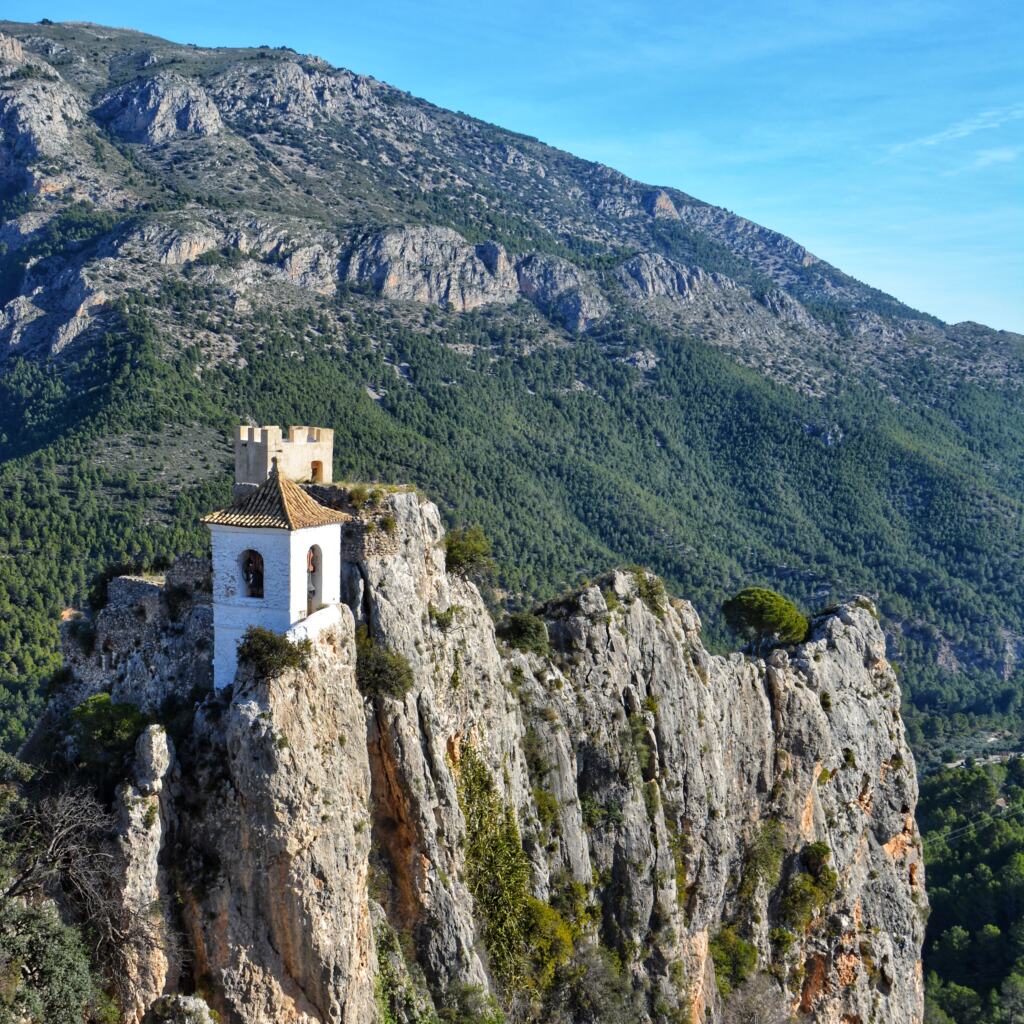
[202, 462, 350, 531]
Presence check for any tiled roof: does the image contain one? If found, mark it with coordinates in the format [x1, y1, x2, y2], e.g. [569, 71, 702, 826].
[201, 462, 350, 531]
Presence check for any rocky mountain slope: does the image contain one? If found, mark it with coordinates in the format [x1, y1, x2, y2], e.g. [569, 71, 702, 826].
[0, 20, 1020, 384]
[38, 488, 926, 1024]
[0, 19, 1022, 765]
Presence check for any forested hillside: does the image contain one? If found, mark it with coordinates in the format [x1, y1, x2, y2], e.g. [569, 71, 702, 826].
[921, 759, 1024, 1023]
[0, 18, 1022, 766]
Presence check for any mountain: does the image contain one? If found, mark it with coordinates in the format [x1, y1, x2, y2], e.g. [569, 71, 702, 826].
[1, 19, 1023, 764]
[23, 489, 924, 1023]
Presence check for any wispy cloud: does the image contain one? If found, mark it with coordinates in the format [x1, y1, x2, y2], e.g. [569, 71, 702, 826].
[891, 103, 1024, 153]
[971, 146, 1024, 168]
[940, 145, 1024, 176]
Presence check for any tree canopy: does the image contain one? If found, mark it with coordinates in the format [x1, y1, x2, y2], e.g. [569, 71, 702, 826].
[721, 587, 809, 651]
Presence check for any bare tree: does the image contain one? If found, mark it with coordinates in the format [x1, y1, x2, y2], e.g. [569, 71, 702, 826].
[2, 784, 180, 1008]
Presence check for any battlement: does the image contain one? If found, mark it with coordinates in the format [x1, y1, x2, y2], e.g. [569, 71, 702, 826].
[234, 425, 334, 486]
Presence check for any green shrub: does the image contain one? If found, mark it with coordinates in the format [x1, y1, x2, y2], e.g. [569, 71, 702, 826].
[630, 567, 667, 619]
[70, 693, 147, 775]
[628, 714, 653, 774]
[533, 786, 560, 832]
[769, 927, 796, 957]
[237, 626, 312, 678]
[498, 612, 549, 656]
[348, 483, 370, 509]
[453, 743, 572, 997]
[801, 841, 833, 878]
[525, 897, 574, 992]
[581, 796, 623, 829]
[445, 525, 494, 580]
[738, 818, 786, 904]
[709, 926, 758, 997]
[779, 844, 838, 932]
[355, 626, 413, 699]
[722, 587, 809, 651]
[428, 603, 460, 630]
[819, 691, 832, 712]
[0, 902, 110, 1024]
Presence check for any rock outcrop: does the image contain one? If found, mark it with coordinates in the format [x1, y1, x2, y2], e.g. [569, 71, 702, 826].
[51, 490, 926, 1024]
[616, 253, 736, 303]
[343, 226, 519, 312]
[94, 73, 223, 144]
[516, 253, 610, 332]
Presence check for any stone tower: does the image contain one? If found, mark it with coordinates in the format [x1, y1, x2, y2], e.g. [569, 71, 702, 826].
[235, 425, 334, 486]
[201, 459, 348, 690]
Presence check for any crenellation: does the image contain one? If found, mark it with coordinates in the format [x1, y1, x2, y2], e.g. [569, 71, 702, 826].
[234, 423, 334, 486]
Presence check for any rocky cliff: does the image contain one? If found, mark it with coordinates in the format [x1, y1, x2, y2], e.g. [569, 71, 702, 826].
[49, 489, 926, 1024]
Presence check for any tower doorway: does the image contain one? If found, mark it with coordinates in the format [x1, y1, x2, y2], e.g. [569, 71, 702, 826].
[306, 544, 323, 616]
[311, 460, 324, 483]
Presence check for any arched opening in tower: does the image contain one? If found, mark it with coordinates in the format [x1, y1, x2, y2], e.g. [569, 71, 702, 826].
[311, 460, 324, 483]
[307, 544, 323, 616]
[240, 549, 264, 598]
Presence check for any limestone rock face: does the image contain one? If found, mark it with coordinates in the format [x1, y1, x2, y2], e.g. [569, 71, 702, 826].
[94, 73, 223, 144]
[55, 495, 924, 1024]
[344, 226, 519, 311]
[115, 725, 181, 1023]
[179, 611, 376, 1024]
[0, 32, 26, 64]
[0, 68, 85, 167]
[616, 252, 736, 302]
[516, 253, 611, 332]
[142, 995, 218, 1024]
[643, 189, 680, 220]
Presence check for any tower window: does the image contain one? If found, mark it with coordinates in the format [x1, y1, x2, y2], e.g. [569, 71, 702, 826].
[311, 460, 324, 483]
[240, 549, 264, 599]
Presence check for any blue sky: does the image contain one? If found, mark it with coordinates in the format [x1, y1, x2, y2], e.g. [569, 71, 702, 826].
[7, 0, 1023, 330]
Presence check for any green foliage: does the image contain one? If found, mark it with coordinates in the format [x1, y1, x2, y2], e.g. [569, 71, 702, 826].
[0, 902, 109, 1024]
[453, 743, 572, 999]
[630, 568, 667, 619]
[237, 626, 312, 678]
[628, 714, 653, 775]
[541, 945, 641, 1024]
[0, 780, 119, 1024]
[497, 612, 549, 656]
[532, 786, 560, 833]
[779, 843, 838, 932]
[69, 693, 147, 776]
[919, 758, 1024, 1023]
[709, 926, 758, 997]
[355, 626, 414, 699]
[373, 920, 441, 1024]
[428, 603, 460, 630]
[722, 587, 809, 650]
[444, 526, 494, 581]
[738, 818, 786, 904]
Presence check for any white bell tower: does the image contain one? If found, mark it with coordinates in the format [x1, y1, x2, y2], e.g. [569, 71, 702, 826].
[202, 457, 348, 690]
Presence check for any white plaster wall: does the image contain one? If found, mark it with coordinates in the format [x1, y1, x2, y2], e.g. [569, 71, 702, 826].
[287, 603, 344, 644]
[209, 522, 342, 689]
[210, 525, 293, 690]
[288, 523, 341, 622]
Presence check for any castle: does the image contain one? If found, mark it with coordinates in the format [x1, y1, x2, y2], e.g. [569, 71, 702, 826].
[234, 424, 334, 488]
[202, 425, 347, 690]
